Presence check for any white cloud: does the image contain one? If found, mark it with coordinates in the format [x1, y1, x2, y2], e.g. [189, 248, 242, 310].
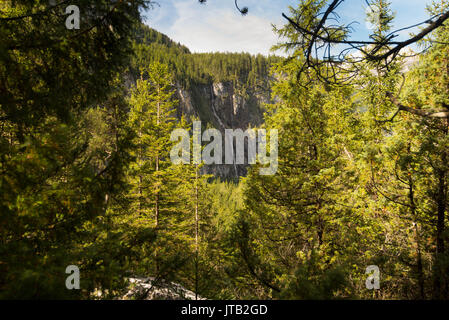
[147, 0, 283, 56]
[145, 0, 434, 57]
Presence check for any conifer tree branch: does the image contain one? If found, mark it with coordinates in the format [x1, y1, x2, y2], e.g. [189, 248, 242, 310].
[282, 0, 449, 83]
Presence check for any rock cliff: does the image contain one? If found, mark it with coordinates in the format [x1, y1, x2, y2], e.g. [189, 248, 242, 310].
[175, 80, 273, 178]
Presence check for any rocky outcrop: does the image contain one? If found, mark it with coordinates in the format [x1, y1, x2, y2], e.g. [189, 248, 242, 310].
[175, 80, 273, 179]
[122, 277, 205, 300]
[176, 81, 269, 129]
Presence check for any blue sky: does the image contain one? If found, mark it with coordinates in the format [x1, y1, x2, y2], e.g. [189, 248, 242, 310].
[143, 0, 435, 56]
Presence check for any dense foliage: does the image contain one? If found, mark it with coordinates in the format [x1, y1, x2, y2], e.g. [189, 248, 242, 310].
[132, 24, 283, 88]
[1, 0, 449, 300]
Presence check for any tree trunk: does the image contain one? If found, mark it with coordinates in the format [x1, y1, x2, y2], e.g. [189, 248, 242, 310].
[195, 165, 199, 300]
[433, 120, 448, 299]
[155, 89, 160, 228]
[433, 170, 446, 299]
[409, 176, 425, 299]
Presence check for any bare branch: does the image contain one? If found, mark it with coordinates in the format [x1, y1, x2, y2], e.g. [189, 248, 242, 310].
[198, 0, 248, 15]
[282, 0, 449, 84]
[371, 10, 449, 61]
[387, 93, 449, 119]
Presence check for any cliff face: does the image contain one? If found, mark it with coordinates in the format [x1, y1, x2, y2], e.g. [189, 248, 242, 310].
[131, 25, 280, 179]
[176, 81, 269, 129]
[175, 80, 273, 179]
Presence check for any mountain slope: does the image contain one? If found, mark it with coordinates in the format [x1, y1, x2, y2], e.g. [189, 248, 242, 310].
[130, 24, 283, 178]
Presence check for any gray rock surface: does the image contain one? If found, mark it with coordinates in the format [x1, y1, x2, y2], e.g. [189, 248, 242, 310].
[122, 277, 205, 300]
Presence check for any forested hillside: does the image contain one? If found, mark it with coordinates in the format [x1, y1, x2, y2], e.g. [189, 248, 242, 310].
[131, 24, 282, 88]
[1, 0, 449, 301]
[130, 24, 283, 178]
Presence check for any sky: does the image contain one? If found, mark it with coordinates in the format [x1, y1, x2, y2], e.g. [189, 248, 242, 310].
[143, 0, 436, 56]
